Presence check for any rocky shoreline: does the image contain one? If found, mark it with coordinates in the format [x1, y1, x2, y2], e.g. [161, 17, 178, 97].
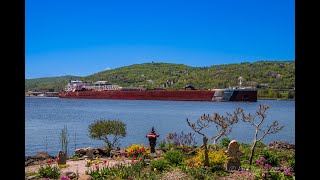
[25, 141, 295, 167]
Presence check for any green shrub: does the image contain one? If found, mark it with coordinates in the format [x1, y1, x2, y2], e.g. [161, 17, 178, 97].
[288, 155, 295, 172]
[180, 165, 214, 180]
[88, 119, 126, 155]
[191, 149, 228, 171]
[260, 150, 279, 166]
[126, 144, 146, 158]
[164, 150, 184, 165]
[240, 142, 251, 149]
[256, 141, 266, 148]
[149, 159, 169, 172]
[220, 138, 231, 148]
[158, 139, 166, 149]
[38, 165, 60, 179]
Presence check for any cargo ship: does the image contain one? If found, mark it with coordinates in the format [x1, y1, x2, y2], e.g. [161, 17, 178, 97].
[59, 79, 257, 102]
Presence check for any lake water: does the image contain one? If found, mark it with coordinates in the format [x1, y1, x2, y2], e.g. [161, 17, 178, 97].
[25, 97, 295, 156]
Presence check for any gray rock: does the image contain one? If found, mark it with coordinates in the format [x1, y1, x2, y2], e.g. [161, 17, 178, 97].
[27, 175, 38, 180]
[78, 174, 93, 180]
[268, 141, 295, 150]
[61, 171, 76, 179]
[85, 148, 94, 159]
[35, 152, 51, 159]
[75, 148, 88, 156]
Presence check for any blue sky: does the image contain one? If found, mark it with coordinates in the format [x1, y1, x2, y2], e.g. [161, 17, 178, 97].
[26, 0, 295, 79]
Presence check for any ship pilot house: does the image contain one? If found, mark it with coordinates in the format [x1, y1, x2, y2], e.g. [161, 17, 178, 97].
[93, 81, 121, 91]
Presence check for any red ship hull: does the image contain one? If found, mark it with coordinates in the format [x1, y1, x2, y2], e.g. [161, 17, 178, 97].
[59, 90, 215, 101]
[59, 89, 257, 102]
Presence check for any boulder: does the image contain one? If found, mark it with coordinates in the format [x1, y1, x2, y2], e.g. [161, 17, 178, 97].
[35, 152, 51, 159]
[25, 152, 55, 166]
[75, 148, 88, 156]
[61, 171, 76, 179]
[27, 175, 38, 180]
[78, 174, 93, 180]
[268, 141, 295, 150]
[75, 147, 111, 157]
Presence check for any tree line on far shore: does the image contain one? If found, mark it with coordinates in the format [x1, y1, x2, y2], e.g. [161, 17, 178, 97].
[25, 61, 295, 99]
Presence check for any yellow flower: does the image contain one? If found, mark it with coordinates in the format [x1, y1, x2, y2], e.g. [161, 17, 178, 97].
[154, 168, 157, 172]
[96, 157, 99, 160]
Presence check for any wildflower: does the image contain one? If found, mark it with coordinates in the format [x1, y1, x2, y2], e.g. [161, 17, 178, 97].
[60, 176, 70, 180]
[154, 168, 157, 172]
[285, 171, 292, 176]
[139, 157, 142, 161]
[264, 164, 272, 170]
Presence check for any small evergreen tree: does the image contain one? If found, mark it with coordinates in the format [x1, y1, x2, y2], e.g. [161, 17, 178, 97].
[88, 119, 126, 155]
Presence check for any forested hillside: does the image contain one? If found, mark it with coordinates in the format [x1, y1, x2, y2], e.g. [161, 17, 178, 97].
[26, 61, 295, 92]
[25, 75, 81, 91]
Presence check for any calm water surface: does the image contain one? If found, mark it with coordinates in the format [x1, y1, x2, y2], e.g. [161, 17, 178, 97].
[25, 97, 295, 156]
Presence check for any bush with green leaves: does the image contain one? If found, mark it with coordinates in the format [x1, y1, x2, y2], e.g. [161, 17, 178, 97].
[190, 149, 228, 171]
[88, 119, 126, 155]
[158, 139, 167, 150]
[288, 155, 295, 172]
[180, 165, 215, 180]
[149, 159, 169, 172]
[88, 159, 147, 179]
[255, 141, 266, 148]
[259, 150, 279, 166]
[38, 165, 60, 179]
[164, 150, 184, 165]
[219, 138, 231, 148]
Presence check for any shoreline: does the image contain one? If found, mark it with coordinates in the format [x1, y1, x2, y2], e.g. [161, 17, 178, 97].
[25, 96, 295, 101]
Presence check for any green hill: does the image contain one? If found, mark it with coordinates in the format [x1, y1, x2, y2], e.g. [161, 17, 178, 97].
[25, 75, 81, 91]
[26, 61, 295, 93]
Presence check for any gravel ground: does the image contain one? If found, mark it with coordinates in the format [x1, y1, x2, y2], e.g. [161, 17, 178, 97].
[160, 168, 191, 180]
[25, 158, 133, 176]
